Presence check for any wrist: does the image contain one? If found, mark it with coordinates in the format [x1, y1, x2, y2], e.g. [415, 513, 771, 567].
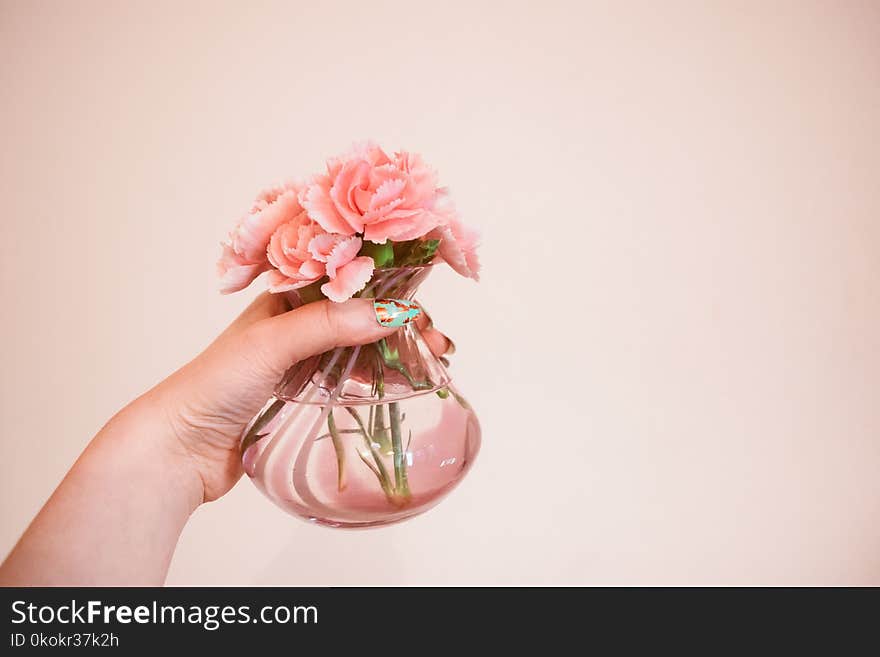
[103, 393, 206, 516]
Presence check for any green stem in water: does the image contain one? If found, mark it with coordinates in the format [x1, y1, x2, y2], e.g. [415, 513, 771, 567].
[240, 397, 285, 455]
[372, 405, 390, 453]
[377, 338, 433, 390]
[389, 401, 410, 500]
[326, 409, 347, 492]
[371, 358, 391, 452]
[376, 355, 385, 397]
[344, 407, 393, 498]
[315, 428, 367, 441]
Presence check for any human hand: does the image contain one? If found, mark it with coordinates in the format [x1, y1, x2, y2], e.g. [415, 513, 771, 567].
[141, 293, 451, 505]
[0, 292, 449, 585]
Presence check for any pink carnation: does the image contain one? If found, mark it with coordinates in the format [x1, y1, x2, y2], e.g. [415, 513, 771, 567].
[300, 142, 446, 244]
[265, 210, 325, 293]
[428, 192, 480, 281]
[266, 212, 375, 301]
[217, 182, 302, 294]
[431, 219, 480, 281]
[217, 242, 266, 295]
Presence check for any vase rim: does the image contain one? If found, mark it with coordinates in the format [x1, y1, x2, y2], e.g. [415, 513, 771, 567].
[373, 263, 435, 273]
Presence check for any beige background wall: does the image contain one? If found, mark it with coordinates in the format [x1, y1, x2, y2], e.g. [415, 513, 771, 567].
[1, 0, 878, 585]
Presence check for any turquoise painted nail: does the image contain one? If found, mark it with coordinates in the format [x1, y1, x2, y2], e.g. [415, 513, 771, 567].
[373, 299, 422, 328]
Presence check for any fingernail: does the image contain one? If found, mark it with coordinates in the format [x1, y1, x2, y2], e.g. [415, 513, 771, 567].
[373, 299, 422, 328]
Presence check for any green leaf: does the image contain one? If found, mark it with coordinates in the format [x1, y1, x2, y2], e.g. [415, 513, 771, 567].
[359, 241, 395, 267]
[392, 240, 418, 263]
[396, 238, 441, 266]
[417, 239, 440, 262]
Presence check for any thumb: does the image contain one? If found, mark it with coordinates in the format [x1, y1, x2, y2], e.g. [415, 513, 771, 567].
[242, 297, 422, 376]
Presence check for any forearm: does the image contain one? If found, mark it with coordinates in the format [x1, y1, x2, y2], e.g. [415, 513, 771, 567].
[0, 296, 406, 586]
[0, 396, 203, 586]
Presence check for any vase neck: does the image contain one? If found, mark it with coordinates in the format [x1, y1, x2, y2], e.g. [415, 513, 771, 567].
[285, 266, 431, 309]
[360, 266, 431, 301]
[274, 265, 449, 405]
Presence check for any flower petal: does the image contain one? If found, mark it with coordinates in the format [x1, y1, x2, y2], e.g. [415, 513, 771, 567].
[324, 236, 362, 278]
[232, 190, 302, 262]
[255, 180, 302, 206]
[320, 256, 375, 302]
[299, 259, 325, 279]
[308, 233, 341, 262]
[363, 208, 442, 243]
[431, 217, 481, 281]
[369, 177, 407, 211]
[217, 242, 267, 293]
[329, 160, 370, 231]
[362, 196, 405, 224]
[266, 269, 317, 293]
[302, 175, 357, 235]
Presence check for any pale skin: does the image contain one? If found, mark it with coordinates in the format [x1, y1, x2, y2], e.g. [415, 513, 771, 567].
[0, 294, 449, 586]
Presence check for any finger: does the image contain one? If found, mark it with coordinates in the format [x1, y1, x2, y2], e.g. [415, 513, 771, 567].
[411, 303, 455, 356]
[410, 303, 449, 354]
[221, 291, 290, 339]
[420, 326, 452, 357]
[414, 307, 434, 331]
[243, 298, 421, 376]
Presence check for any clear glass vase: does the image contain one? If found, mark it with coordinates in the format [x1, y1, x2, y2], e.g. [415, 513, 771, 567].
[239, 265, 481, 528]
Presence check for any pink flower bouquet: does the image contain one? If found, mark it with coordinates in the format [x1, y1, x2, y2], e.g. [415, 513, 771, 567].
[218, 142, 479, 302]
[217, 143, 482, 528]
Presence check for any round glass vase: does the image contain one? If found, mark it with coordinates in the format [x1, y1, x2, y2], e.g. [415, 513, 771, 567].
[239, 265, 481, 528]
